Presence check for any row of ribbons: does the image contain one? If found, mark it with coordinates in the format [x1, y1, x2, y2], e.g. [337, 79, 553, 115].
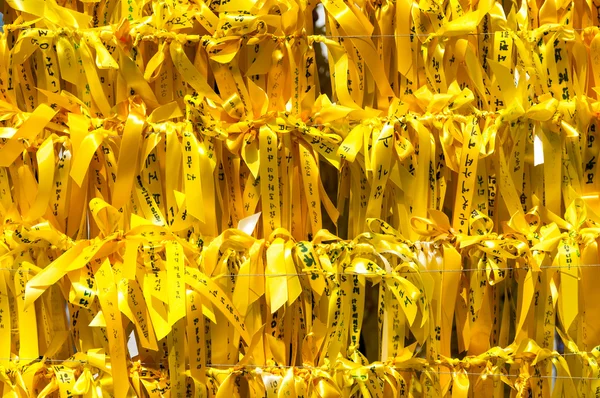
[1, 0, 599, 116]
[1, 91, 600, 241]
[0, 198, 597, 397]
[0, 342, 598, 398]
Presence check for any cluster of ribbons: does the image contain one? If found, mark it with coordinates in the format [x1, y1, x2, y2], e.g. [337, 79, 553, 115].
[0, 199, 598, 396]
[1, 73, 600, 241]
[1, 0, 600, 396]
[0, 0, 599, 241]
[0, 342, 599, 398]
